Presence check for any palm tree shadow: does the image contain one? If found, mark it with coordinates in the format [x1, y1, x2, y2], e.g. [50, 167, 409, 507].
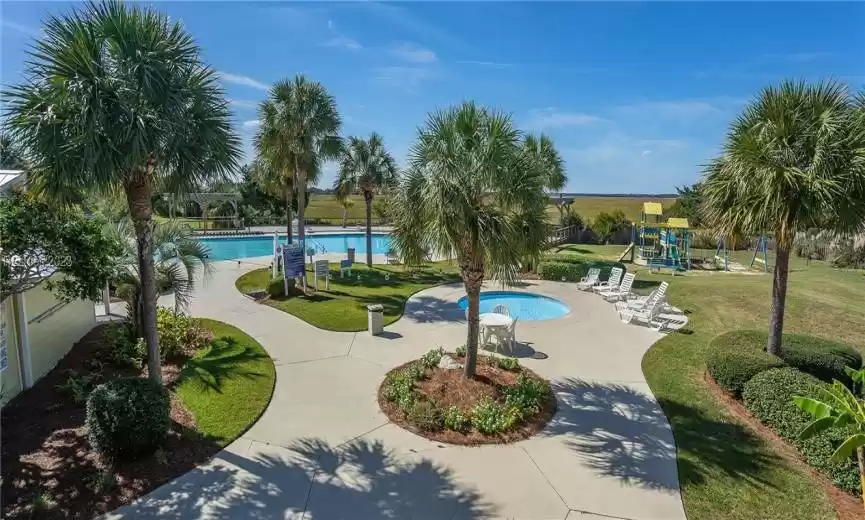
[108, 437, 496, 519]
[543, 378, 782, 492]
[402, 295, 466, 324]
[174, 337, 269, 393]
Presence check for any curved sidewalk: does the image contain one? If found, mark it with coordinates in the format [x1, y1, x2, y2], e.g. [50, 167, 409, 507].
[106, 259, 687, 520]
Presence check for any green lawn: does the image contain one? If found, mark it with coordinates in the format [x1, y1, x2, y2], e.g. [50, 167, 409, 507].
[174, 319, 276, 445]
[559, 244, 865, 520]
[235, 262, 461, 331]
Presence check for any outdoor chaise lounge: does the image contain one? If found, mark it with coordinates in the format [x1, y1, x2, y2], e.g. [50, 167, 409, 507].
[602, 272, 636, 302]
[615, 281, 669, 312]
[617, 298, 668, 331]
[576, 268, 601, 290]
[592, 267, 623, 294]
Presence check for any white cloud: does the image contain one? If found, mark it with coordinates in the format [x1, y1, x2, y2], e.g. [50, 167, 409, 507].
[390, 42, 437, 63]
[229, 99, 259, 110]
[242, 119, 261, 129]
[616, 100, 723, 119]
[374, 66, 436, 91]
[218, 71, 269, 91]
[525, 108, 607, 130]
[324, 36, 362, 51]
[1, 20, 40, 37]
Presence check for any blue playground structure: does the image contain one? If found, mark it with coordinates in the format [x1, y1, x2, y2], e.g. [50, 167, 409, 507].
[627, 202, 691, 273]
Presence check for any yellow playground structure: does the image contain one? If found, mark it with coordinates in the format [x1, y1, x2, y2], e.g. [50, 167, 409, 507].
[621, 202, 691, 272]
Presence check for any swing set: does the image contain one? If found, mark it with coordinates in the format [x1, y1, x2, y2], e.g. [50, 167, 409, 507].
[713, 235, 770, 272]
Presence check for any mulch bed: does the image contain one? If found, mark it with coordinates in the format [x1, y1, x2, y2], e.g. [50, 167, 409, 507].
[1, 324, 222, 520]
[704, 372, 863, 520]
[378, 355, 556, 445]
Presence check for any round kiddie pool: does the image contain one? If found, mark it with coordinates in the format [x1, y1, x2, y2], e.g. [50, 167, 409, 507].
[457, 291, 570, 321]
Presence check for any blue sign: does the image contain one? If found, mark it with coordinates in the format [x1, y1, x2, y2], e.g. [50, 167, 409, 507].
[340, 259, 352, 269]
[282, 243, 305, 279]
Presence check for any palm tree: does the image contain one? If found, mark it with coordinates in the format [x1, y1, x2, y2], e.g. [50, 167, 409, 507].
[254, 75, 341, 256]
[702, 81, 865, 356]
[107, 220, 211, 335]
[794, 367, 865, 509]
[390, 102, 548, 378]
[334, 133, 398, 266]
[339, 197, 355, 228]
[524, 133, 567, 220]
[0, 133, 26, 170]
[3, 1, 240, 383]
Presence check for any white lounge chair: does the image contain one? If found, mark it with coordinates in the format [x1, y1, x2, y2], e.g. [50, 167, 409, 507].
[592, 267, 623, 294]
[577, 268, 601, 291]
[386, 249, 399, 264]
[618, 298, 668, 331]
[503, 316, 518, 353]
[615, 282, 669, 311]
[492, 304, 510, 317]
[602, 272, 636, 302]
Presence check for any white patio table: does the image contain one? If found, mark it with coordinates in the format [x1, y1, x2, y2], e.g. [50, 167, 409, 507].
[479, 312, 514, 354]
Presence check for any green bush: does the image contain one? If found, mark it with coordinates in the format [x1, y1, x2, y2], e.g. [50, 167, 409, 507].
[708, 330, 862, 391]
[420, 347, 445, 370]
[156, 307, 210, 358]
[537, 259, 626, 283]
[406, 400, 443, 431]
[86, 377, 170, 460]
[443, 406, 471, 432]
[57, 372, 97, 404]
[503, 374, 550, 418]
[383, 370, 415, 408]
[455, 344, 467, 357]
[104, 326, 145, 369]
[470, 399, 520, 434]
[268, 277, 285, 298]
[492, 356, 519, 371]
[706, 331, 787, 396]
[741, 368, 861, 495]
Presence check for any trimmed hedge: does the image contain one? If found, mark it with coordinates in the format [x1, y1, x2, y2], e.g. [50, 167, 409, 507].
[86, 377, 170, 460]
[537, 257, 625, 283]
[742, 368, 860, 495]
[707, 347, 786, 396]
[707, 329, 862, 389]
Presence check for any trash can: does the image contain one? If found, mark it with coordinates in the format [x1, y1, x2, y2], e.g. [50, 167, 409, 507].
[347, 248, 356, 264]
[367, 304, 384, 336]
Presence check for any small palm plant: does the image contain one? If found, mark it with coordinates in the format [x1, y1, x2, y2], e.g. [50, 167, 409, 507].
[794, 367, 865, 508]
[390, 102, 548, 379]
[334, 133, 398, 266]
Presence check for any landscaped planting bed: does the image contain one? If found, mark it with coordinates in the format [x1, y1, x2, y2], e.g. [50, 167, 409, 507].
[0, 314, 275, 519]
[378, 348, 556, 444]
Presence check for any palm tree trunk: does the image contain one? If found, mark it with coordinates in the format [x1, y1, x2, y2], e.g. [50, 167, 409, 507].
[364, 191, 374, 267]
[296, 163, 307, 266]
[767, 244, 791, 356]
[125, 175, 161, 384]
[342, 207, 347, 228]
[461, 264, 484, 379]
[858, 447, 865, 511]
[285, 186, 293, 244]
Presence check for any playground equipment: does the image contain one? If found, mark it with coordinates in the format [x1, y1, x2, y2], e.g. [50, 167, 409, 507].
[715, 238, 729, 271]
[629, 202, 691, 273]
[750, 235, 770, 272]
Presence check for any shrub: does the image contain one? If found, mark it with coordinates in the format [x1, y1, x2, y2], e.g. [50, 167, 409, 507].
[443, 406, 471, 432]
[741, 368, 861, 495]
[537, 260, 625, 283]
[455, 344, 467, 357]
[156, 307, 210, 358]
[404, 362, 426, 382]
[592, 210, 629, 244]
[503, 374, 550, 418]
[104, 326, 145, 369]
[406, 400, 443, 431]
[57, 372, 96, 404]
[470, 399, 520, 434]
[268, 277, 285, 298]
[383, 371, 415, 406]
[707, 331, 787, 396]
[86, 377, 170, 460]
[420, 347, 445, 370]
[492, 356, 519, 371]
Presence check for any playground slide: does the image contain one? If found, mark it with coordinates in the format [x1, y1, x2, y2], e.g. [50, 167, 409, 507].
[618, 243, 634, 262]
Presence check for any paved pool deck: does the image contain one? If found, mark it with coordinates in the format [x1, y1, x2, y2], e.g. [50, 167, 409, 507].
[105, 258, 687, 520]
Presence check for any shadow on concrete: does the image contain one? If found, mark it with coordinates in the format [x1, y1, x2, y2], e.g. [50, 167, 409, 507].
[403, 295, 466, 324]
[377, 331, 403, 340]
[544, 378, 781, 492]
[108, 437, 494, 520]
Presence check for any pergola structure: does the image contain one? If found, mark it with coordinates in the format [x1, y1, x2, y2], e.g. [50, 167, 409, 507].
[165, 192, 242, 229]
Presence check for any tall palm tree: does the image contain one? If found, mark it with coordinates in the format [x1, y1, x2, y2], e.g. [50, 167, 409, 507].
[334, 133, 398, 266]
[254, 75, 341, 256]
[0, 133, 26, 170]
[702, 81, 865, 356]
[524, 133, 567, 220]
[3, 0, 241, 383]
[107, 219, 211, 333]
[339, 197, 355, 228]
[390, 102, 548, 379]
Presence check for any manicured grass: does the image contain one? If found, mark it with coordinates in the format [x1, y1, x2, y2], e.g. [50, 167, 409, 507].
[235, 262, 461, 331]
[565, 246, 865, 519]
[174, 319, 276, 446]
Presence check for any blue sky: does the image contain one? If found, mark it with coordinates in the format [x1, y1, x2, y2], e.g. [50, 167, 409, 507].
[2, 1, 864, 193]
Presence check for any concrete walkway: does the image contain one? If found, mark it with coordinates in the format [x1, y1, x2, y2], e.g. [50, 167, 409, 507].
[106, 258, 687, 520]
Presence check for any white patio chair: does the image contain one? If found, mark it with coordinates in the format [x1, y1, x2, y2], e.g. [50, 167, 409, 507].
[492, 304, 510, 317]
[592, 267, 623, 294]
[576, 268, 601, 291]
[602, 272, 636, 302]
[617, 298, 669, 331]
[503, 316, 519, 353]
[615, 282, 669, 311]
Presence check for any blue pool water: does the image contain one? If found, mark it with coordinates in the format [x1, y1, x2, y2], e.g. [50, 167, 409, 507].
[199, 233, 392, 261]
[457, 291, 570, 321]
